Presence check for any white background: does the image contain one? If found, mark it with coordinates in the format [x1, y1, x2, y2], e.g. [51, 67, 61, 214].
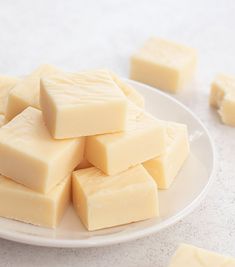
[0, 0, 235, 266]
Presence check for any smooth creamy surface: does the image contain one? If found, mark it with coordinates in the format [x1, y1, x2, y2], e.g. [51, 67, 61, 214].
[40, 69, 128, 139]
[0, 75, 20, 114]
[0, 175, 71, 228]
[210, 73, 235, 126]
[5, 64, 61, 121]
[110, 72, 145, 108]
[168, 244, 235, 267]
[130, 38, 197, 93]
[85, 103, 166, 175]
[72, 165, 159, 231]
[0, 114, 5, 127]
[0, 107, 84, 193]
[143, 122, 189, 189]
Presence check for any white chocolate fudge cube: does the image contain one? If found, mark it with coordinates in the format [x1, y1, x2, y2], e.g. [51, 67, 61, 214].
[168, 244, 235, 267]
[130, 38, 197, 93]
[0, 107, 84, 193]
[72, 165, 159, 231]
[210, 73, 235, 126]
[0, 175, 71, 228]
[5, 64, 61, 121]
[0, 114, 5, 127]
[40, 69, 128, 139]
[0, 75, 20, 114]
[85, 104, 166, 175]
[143, 122, 189, 189]
[110, 72, 145, 108]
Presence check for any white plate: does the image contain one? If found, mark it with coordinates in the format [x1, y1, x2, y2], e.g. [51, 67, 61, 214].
[0, 80, 215, 248]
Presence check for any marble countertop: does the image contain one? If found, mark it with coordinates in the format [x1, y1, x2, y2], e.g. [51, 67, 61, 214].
[0, 0, 235, 266]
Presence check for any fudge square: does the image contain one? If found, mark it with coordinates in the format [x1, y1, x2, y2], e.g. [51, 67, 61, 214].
[168, 243, 235, 267]
[72, 165, 159, 231]
[130, 38, 197, 93]
[40, 69, 128, 139]
[210, 73, 235, 126]
[143, 122, 189, 189]
[0, 175, 71, 228]
[5, 64, 61, 121]
[0, 107, 84, 193]
[85, 103, 166, 175]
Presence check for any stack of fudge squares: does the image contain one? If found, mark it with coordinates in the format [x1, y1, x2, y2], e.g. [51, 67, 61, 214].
[0, 65, 189, 231]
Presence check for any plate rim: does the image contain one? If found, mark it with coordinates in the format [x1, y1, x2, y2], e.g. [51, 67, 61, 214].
[0, 80, 216, 248]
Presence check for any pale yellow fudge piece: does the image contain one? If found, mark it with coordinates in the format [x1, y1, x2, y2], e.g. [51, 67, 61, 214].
[0, 107, 84, 193]
[85, 103, 166, 175]
[5, 64, 61, 121]
[0, 175, 71, 228]
[0, 114, 5, 127]
[0, 75, 20, 114]
[143, 122, 189, 189]
[76, 158, 93, 170]
[168, 243, 235, 267]
[130, 38, 197, 93]
[210, 73, 235, 126]
[110, 72, 145, 108]
[72, 165, 159, 231]
[40, 69, 127, 139]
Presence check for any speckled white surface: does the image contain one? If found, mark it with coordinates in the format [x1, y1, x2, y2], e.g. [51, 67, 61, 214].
[0, 0, 234, 266]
